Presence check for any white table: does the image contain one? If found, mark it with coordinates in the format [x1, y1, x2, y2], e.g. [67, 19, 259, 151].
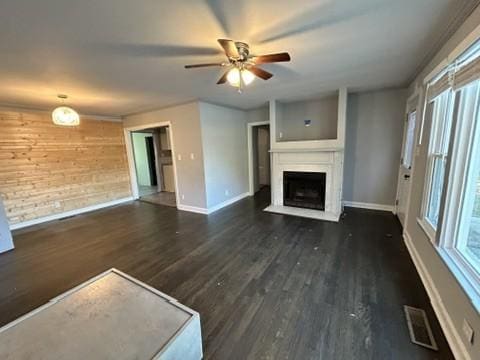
[0, 269, 203, 360]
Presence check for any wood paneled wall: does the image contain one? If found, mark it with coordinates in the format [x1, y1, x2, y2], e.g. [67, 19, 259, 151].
[0, 109, 132, 225]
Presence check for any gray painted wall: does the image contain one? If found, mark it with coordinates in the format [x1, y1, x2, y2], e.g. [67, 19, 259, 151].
[0, 199, 14, 253]
[277, 96, 338, 142]
[199, 102, 249, 208]
[344, 89, 406, 206]
[405, 6, 480, 359]
[247, 106, 269, 124]
[123, 102, 207, 209]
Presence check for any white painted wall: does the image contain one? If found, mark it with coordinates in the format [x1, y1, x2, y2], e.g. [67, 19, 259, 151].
[132, 133, 152, 186]
[199, 102, 249, 209]
[344, 89, 407, 207]
[404, 6, 480, 359]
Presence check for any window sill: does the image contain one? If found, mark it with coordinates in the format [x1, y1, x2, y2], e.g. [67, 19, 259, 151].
[416, 217, 480, 311]
[417, 217, 436, 243]
[435, 247, 480, 313]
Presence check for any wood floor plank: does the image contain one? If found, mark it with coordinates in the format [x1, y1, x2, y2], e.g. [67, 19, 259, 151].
[0, 188, 453, 359]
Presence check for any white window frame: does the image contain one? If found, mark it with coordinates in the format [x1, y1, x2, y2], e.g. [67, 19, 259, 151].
[439, 81, 480, 300]
[402, 110, 416, 170]
[417, 22, 480, 311]
[419, 90, 454, 241]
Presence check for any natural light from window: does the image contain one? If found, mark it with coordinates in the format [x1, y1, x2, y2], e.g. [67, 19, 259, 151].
[424, 92, 452, 230]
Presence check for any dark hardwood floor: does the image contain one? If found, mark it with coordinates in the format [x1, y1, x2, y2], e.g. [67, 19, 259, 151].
[0, 188, 453, 359]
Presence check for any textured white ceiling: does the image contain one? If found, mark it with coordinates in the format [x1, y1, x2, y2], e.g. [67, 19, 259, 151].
[0, 0, 477, 116]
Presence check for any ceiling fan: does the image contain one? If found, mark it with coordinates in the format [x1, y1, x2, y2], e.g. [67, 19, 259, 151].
[184, 39, 291, 92]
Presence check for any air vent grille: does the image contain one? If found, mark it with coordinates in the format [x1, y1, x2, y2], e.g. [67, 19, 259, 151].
[404, 305, 438, 351]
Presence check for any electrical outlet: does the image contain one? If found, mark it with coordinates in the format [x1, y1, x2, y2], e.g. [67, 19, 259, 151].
[463, 319, 474, 344]
[181, 194, 185, 200]
[178, 154, 182, 161]
[225, 190, 230, 196]
[279, 132, 283, 139]
[190, 153, 195, 160]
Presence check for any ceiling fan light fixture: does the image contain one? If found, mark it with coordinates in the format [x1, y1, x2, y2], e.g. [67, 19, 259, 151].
[227, 68, 255, 87]
[52, 95, 80, 126]
[241, 69, 255, 85]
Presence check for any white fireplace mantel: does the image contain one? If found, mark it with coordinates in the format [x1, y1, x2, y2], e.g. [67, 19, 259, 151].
[265, 149, 344, 222]
[264, 88, 347, 222]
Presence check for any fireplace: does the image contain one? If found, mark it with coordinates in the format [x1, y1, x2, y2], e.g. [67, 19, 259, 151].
[283, 171, 326, 210]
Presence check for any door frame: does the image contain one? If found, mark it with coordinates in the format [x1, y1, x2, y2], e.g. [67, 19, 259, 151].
[247, 121, 270, 196]
[124, 121, 179, 206]
[395, 88, 423, 225]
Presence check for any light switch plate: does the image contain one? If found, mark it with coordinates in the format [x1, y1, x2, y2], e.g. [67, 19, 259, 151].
[190, 153, 195, 160]
[178, 154, 182, 161]
[463, 319, 474, 344]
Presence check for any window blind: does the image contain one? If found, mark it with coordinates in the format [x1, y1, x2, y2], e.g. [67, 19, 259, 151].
[427, 40, 480, 100]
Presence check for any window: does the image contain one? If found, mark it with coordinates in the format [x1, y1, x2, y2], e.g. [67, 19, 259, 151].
[422, 91, 453, 231]
[447, 81, 480, 278]
[419, 38, 480, 307]
[402, 111, 416, 169]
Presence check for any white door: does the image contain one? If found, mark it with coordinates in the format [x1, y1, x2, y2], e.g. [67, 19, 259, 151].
[396, 110, 417, 226]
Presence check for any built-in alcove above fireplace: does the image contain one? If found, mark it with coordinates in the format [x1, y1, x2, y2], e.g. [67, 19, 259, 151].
[264, 88, 347, 222]
[283, 171, 326, 210]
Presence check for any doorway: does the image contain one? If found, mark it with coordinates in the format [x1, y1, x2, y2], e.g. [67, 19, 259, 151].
[248, 122, 271, 195]
[396, 95, 419, 226]
[130, 126, 177, 207]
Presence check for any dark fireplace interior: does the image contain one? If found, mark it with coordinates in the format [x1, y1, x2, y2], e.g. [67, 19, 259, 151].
[283, 171, 326, 210]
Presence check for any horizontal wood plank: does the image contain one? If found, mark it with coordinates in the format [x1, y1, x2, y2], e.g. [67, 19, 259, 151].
[0, 110, 132, 224]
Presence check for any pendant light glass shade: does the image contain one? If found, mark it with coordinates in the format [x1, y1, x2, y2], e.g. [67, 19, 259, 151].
[52, 106, 80, 126]
[227, 68, 255, 87]
[52, 95, 80, 126]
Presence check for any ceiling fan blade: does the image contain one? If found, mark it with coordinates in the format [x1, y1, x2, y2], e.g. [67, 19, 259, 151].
[218, 39, 240, 59]
[184, 63, 225, 69]
[249, 67, 273, 80]
[217, 70, 230, 84]
[252, 52, 291, 64]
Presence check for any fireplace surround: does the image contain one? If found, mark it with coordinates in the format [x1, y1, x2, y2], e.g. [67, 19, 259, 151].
[263, 89, 347, 222]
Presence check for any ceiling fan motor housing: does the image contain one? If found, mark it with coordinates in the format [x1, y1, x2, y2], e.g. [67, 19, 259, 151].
[235, 42, 250, 61]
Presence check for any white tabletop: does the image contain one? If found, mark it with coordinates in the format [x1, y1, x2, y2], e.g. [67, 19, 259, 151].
[0, 270, 195, 360]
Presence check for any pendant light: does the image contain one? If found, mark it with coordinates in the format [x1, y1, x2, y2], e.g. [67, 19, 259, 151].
[52, 95, 80, 126]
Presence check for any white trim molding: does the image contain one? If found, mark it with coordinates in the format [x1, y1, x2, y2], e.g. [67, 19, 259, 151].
[343, 201, 395, 213]
[9, 197, 134, 230]
[123, 120, 180, 208]
[178, 192, 249, 215]
[403, 231, 471, 360]
[247, 121, 270, 196]
[207, 192, 249, 214]
[176, 204, 209, 215]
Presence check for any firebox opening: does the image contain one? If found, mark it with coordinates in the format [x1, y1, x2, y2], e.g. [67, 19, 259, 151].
[283, 171, 326, 210]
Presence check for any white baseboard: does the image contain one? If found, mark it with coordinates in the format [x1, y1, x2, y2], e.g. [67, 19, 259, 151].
[343, 201, 395, 213]
[9, 197, 134, 230]
[177, 192, 249, 215]
[264, 204, 340, 222]
[207, 192, 249, 214]
[176, 204, 209, 214]
[403, 231, 470, 360]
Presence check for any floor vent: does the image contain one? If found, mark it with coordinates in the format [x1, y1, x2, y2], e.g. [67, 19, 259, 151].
[404, 305, 438, 351]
